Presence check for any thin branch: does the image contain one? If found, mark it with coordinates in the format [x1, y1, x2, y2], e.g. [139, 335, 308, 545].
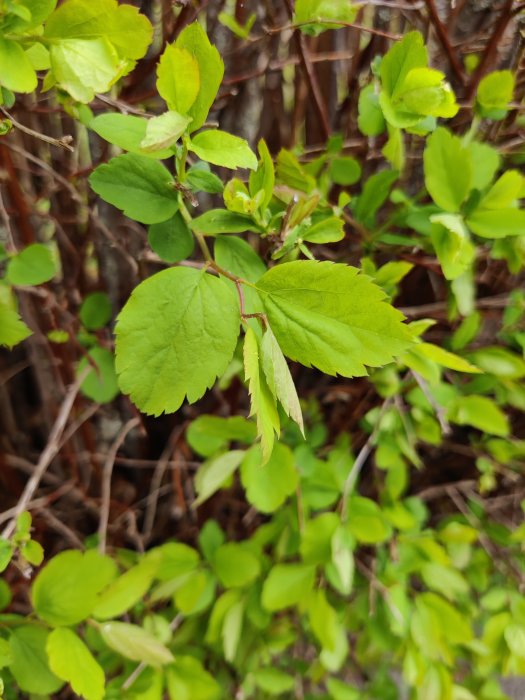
[1, 108, 74, 151]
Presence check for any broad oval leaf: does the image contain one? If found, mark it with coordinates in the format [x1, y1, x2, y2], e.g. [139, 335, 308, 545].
[115, 267, 240, 416]
[156, 45, 200, 114]
[100, 621, 174, 666]
[424, 127, 472, 212]
[7, 243, 56, 286]
[93, 553, 160, 620]
[255, 261, 413, 377]
[9, 627, 63, 695]
[46, 628, 105, 700]
[189, 130, 258, 171]
[261, 563, 315, 611]
[0, 39, 37, 93]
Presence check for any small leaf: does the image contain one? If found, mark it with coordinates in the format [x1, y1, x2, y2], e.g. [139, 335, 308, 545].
[448, 395, 510, 436]
[189, 130, 258, 171]
[140, 111, 191, 152]
[187, 415, 256, 457]
[77, 346, 119, 404]
[191, 209, 259, 235]
[100, 622, 174, 666]
[477, 70, 515, 117]
[252, 668, 295, 695]
[156, 45, 200, 113]
[89, 153, 179, 224]
[93, 553, 159, 620]
[166, 656, 221, 700]
[212, 543, 261, 588]
[240, 443, 298, 513]
[21, 539, 44, 566]
[7, 244, 56, 286]
[424, 127, 472, 212]
[193, 450, 245, 507]
[0, 39, 37, 93]
[90, 113, 173, 158]
[47, 628, 105, 700]
[261, 563, 315, 611]
[79, 292, 112, 330]
[148, 212, 194, 263]
[115, 267, 240, 416]
[410, 343, 481, 374]
[9, 627, 63, 695]
[329, 157, 361, 186]
[0, 298, 31, 349]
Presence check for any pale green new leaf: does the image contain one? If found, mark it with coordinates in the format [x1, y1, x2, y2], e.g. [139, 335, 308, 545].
[89, 153, 179, 224]
[175, 22, 224, 132]
[0, 299, 32, 348]
[115, 267, 240, 416]
[90, 113, 173, 158]
[430, 213, 475, 280]
[140, 111, 192, 152]
[0, 39, 37, 93]
[156, 45, 200, 113]
[261, 563, 315, 611]
[47, 628, 105, 700]
[478, 170, 523, 210]
[261, 324, 304, 433]
[255, 261, 413, 377]
[467, 208, 525, 238]
[448, 395, 510, 436]
[240, 443, 298, 513]
[100, 622, 174, 666]
[7, 243, 56, 286]
[243, 327, 280, 461]
[93, 553, 160, 620]
[193, 450, 245, 507]
[380, 31, 427, 99]
[166, 656, 221, 700]
[189, 130, 258, 171]
[410, 343, 481, 374]
[466, 142, 501, 191]
[477, 70, 515, 113]
[293, 0, 358, 36]
[424, 128, 472, 212]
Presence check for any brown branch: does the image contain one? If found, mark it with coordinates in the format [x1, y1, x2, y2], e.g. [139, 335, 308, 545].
[424, 0, 466, 84]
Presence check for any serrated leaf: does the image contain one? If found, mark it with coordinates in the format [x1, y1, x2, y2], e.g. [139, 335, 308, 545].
[46, 628, 105, 700]
[140, 111, 191, 152]
[89, 153, 179, 224]
[260, 324, 304, 433]
[424, 127, 472, 212]
[100, 622, 174, 666]
[240, 443, 298, 513]
[157, 45, 200, 113]
[189, 130, 258, 171]
[115, 267, 240, 416]
[243, 326, 280, 461]
[0, 39, 37, 93]
[0, 299, 31, 348]
[254, 261, 412, 377]
[174, 22, 224, 132]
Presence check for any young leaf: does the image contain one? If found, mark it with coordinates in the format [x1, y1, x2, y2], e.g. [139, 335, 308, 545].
[89, 153, 179, 224]
[243, 326, 280, 461]
[189, 130, 258, 171]
[191, 209, 259, 235]
[260, 324, 304, 434]
[79, 292, 112, 330]
[46, 628, 105, 700]
[0, 298, 31, 348]
[352, 169, 398, 227]
[255, 261, 413, 377]
[166, 656, 221, 700]
[293, 0, 358, 36]
[140, 111, 191, 152]
[329, 157, 361, 186]
[9, 627, 63, 695]
[212, 543, 261, 588]
[0, 39, 37, 93]
[261, 563, 315, 611]
[465, 142, 501, 191]
[115, 267, 240, 416]
[430, 213, 475, 280]
[175, 22, 224, 132]
[100, 622, 174, 666]
[93, 553, 159, 620]
[240, 443, 298, 513]
[156, 45, 200, 114]
[77, 346, 119, 404]
[187, 416, 256, 457]
[476, 70, 515, 118]
[424, 128, 472, 212]
[214, 236, 266, 283]
[7, 243, 56, 286]
[467, 208, 525, 238]
[249, 139, 275, 210]
[477, 171, 523, 210]
[380, 31, 427, 99]
[90, 113, 173, 158]
[358, 83, 386, 137]
[193, 450, 245, 506]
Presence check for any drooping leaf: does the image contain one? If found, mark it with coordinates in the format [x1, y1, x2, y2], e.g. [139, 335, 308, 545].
[174, 22, 224, 132]
[156, 45, 200, 114]
[255, 261, 413, 377]
[7, 243, 56, 286]
[9, 627, 63, 695]
[189, 130, 258, 171]
[424, 128, 472, 212]
[115, 267, 240, 416]
[46, 628, 105, 700]
[89, 153, 179, 224]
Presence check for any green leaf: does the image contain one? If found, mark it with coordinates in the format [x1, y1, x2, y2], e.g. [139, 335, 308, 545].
[156, 45, 200, 114]
[308, 588, 339, 651]
[100, 622, 174, 666]
[156, 542, 199, 581]
[381, 31, 427, 98]
[260, 324, 304, 433]
[243, 326, 280, 461]
[222, 599, 244, 662]
[79, 292, 112, 330]
[467, 208, 525, 238]
[21, 539, 44, 566]
[49, 38, 120, 103]
[0, 39, 37, 93]
[252, 668, 295, 695]
[504, 624, 525, 658]
[9, 627, 63, 695]
[115, 267, 240, 416]
[430, 213, 475, 280]
[424, 128, 472, 212]
[329, 157, 361, 186]
[358, 83, 386, 137]
[240, 443, 298, 513]
[187, 416, 256, 457]
[410, 343, 481, 374]
[140, 111, 191, 152]
[255, 261, 412, 377]
[466, 347, 525, 379]
[0, 298, 31, 348]
[191, 209, 259, 235]
[300, 512, 339, 565]
[420, 563, 469, 601]
[261, 563, 315, 611]
[166, 656, 221, 700]
[77, 346, 119, 404]
[174, 22, 224, 132]
[187, 165, 224, 194]
[193, 450, 245, 506]
[44, 0, 152, 61]
[90, 113, 173, 158]
[212, 543, 261, 588]
[302, 216, 344, 244]
[7, 243, 56, 286]
[89, 153, 179, 224]
[480, 170, 523, 209]
[214, 236, 266, 283]
[394, 67, 458, 119]
[93, 553, 159, 620]
[352, 169, 398, 227]
[46, 628, 105, 700]
[6, 0, 57, 31]
[293, 0, 358, 36]
[448, 395, 510, 436]
[32, 549, 117, 626]
[477, 70, 515, 116]
[249, 139, 275, 210]
[466, 142, 501, 191]
[148, 213, 194, 263]
[189, 130, 258, 171]
[345, 496, 392, 544]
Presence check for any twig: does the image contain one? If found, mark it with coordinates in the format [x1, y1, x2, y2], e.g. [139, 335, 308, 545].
[1, 108, 74, 151]
[98, 417, 140, 554]
[0, 369, 89, 539]
[412, 371, 451, 435]
[424, 0, 466, 83]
